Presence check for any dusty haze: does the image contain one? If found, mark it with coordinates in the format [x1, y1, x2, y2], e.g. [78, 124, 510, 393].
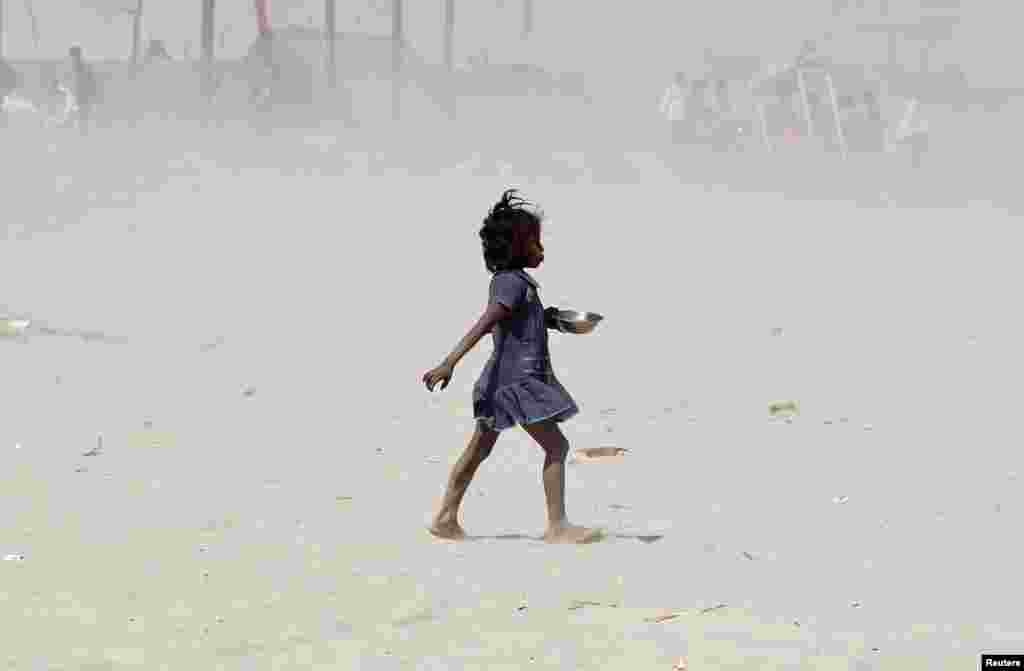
[1, 2, 1023, 669]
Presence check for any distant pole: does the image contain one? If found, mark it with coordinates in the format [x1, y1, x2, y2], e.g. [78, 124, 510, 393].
[24, 0, 41, 51]
[392, 0, 402, 121]
[325, 0, 336, 88]
[443, 0, 454, 71]
[444, 0, 456, 121]
[255, 0, 270, 36]
[522, 0, 532, 38]
[131, 0, 144, 65]
[201, 0, 215, 99]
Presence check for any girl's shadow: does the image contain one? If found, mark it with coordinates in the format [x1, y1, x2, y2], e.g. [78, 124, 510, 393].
[467, 532, 664, 544]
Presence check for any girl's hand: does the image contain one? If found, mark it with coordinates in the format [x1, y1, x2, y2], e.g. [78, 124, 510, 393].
[422, 362, 454, 392]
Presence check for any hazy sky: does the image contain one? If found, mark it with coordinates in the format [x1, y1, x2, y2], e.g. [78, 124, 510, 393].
[3, 0, 870, 64]
[0, 1, 1016, 88]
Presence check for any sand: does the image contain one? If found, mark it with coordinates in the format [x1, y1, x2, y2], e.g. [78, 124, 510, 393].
[1, 112, 1022, 670]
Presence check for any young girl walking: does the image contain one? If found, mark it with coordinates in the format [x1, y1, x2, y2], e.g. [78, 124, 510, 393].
[422, 189, 602, 544]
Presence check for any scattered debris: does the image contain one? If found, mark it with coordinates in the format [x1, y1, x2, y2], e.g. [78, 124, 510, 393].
[584, 446, 627, 458]
[572, 447, 628, 464]
[392, 609, 435, 628]
[742, 551, 756, 560]
[647, 603, 727, 622]
[0, 318, 31, 339]
[645, 610, 686, 623]
[568, 599, 617, 611]
[128, 429, 176, 449]
[769, 400, 799, 417]
[82, 434, 103, 457]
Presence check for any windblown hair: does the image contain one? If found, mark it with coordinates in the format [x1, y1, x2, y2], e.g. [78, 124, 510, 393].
[479, 189, 543, 273]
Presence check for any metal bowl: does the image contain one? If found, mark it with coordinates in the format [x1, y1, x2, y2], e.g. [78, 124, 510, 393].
[555, 310, 604, 334]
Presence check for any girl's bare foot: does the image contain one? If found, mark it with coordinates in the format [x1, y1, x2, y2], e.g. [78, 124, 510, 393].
[428, 517, 467, 540]
[543, 523, 604, 544]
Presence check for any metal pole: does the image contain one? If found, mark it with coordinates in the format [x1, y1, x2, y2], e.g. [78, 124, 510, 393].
[392, 0, 402, 122]
[444, 0, 454, 71]
[444, 0, 455, 121]
[522, 0, 532, 38]
[23, 0, 40, 51]
[131, 0, 144, 65]
[201, 0, 215, 99]
[255, 0, 270, 36]
[325, 0, 336, 89]
[795, 68, 815, 139]
[822, 72, 848, 160]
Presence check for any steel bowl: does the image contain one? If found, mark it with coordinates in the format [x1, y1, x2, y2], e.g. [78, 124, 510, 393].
[555, 310, 604, 334]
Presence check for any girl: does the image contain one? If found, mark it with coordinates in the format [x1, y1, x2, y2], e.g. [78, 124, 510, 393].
[422, 190, 602, 544]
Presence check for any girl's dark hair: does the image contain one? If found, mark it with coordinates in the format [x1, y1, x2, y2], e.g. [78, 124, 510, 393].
[479, 189, 543, 273]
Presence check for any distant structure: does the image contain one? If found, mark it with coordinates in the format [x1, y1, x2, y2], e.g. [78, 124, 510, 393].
[145, 39, 172, 64]
[243, 25, 421, 105]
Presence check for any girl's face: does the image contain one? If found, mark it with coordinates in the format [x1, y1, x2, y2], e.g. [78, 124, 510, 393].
[524, 230, 544, 269]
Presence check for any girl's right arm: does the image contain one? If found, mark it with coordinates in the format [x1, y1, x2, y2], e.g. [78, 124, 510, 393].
[441, 302, 510, 369]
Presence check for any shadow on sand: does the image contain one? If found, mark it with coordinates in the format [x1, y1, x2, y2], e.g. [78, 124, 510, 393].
[464, 532, 665, 544]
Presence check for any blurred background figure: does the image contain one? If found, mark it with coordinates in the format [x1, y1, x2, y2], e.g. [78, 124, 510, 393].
[247, 32, 280, 110]
[68, 46, 100, 135]
[144, 39, 172, 64]
[660, 71, 687, 144]
[0, 56, 22, 128]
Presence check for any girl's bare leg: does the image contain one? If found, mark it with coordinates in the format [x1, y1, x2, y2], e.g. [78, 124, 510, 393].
[429, 423, 499, 540]
[522, 420, 603, 544]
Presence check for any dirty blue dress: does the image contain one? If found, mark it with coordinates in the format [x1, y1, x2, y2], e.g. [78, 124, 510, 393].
[473, 269, 579, 432]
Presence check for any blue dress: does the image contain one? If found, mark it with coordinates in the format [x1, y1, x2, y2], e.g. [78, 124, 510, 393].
[473, 269, 579, 432]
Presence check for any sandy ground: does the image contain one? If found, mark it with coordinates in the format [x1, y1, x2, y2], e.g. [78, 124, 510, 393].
[1, 114, 1022, 670]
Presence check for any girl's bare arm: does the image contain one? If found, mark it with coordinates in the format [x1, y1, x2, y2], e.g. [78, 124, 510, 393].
[443, 303, 511, 368]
